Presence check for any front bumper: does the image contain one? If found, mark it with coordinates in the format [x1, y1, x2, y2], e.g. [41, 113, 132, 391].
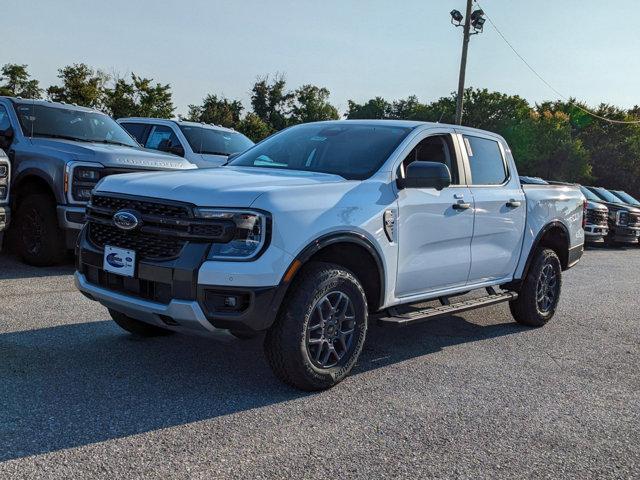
[58, 205, 87, 249]
[611, 225, 640, 244]
[76, 227, 289, 334]
[584, 224, 608, 243]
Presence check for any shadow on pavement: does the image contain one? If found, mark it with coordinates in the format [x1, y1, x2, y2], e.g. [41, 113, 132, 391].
[0, 315, 526, 461]
[0, 253, 74, 281]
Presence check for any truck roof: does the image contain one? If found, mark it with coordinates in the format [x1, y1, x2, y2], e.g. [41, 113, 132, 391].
[117, 117, 240, 134]
[0, 96, 104, 114]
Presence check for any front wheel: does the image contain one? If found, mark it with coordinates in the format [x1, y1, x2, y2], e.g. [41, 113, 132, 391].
[264, 262, 368, 391]
[509, 248, 562, 327]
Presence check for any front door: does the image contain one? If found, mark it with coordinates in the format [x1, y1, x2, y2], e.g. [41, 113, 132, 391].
[395, 131, 475, 297]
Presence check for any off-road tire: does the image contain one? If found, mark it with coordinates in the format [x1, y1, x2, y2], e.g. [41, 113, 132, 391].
[509, 248, 562, 327]
[264, 262, 368, 391]
[12, 193, 66, 266]
[109, 309, 173, 337]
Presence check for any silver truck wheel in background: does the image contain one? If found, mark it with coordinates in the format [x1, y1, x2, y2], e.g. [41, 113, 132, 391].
[509, 248, 562, 327]
[264, 262, 368, 391]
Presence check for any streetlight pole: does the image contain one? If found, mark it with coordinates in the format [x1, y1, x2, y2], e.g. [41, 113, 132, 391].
[455, 0, 473, 125]
[450, 2, 485, 125]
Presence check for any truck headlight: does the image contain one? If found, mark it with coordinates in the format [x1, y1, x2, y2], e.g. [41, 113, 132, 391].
[68, 164, 104, 203]
[195, 208, 269, 260]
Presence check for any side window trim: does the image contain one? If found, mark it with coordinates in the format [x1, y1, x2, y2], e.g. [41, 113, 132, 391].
[459, 133, 510, 187]
[392, 129, 468, 186]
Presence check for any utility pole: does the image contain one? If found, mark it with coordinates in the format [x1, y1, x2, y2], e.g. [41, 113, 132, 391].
[450, 2, 485, 125]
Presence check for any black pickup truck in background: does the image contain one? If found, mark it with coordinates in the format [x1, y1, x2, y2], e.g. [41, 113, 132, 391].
[585, 186, 640, 245]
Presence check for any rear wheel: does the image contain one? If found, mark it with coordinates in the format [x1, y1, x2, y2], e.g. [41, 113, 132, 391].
[509, 248, 562, 327]
[12, 193, 66, 266]
[264, 262, 368, 391]
[109, 309, 173, 337]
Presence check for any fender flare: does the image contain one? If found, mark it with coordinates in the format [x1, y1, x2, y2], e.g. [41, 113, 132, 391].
[520, 220, 570, 280]
[286, 231, 387, 310]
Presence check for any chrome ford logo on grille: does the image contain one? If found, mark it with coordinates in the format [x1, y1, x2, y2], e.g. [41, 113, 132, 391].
[113, 210, 141, 231]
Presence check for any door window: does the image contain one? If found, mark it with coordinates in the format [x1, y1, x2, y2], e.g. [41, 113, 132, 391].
[399, 134, 460, 184]
[120, 122, 147, 144]
[464, 135, 508, 185]
[144, 125, 181, 151]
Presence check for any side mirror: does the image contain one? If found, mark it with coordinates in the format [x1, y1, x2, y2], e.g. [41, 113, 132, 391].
[397, 161, 452, 191]
[0, 126, 14, 149]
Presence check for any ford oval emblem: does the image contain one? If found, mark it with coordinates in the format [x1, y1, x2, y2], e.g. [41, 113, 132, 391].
[113, 210, 141, 231]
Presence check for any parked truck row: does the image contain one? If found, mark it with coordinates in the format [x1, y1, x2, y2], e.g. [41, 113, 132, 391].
[0, 97, 253, 265]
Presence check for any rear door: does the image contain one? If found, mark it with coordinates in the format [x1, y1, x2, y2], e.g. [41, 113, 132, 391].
[460, 133, 526, 284]
[395, 128, 475, 297]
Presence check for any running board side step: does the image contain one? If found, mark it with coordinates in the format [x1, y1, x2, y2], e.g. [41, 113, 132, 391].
[377, 291, 518, 327]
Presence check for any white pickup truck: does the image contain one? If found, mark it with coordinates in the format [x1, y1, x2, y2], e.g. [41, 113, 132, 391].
[75, 120, 585, 390]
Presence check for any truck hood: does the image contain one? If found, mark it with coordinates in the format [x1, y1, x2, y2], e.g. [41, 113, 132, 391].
[30, 138, 196, 170]
[595, 200, 640, 213]
[587, 200, 608, 212]
[95, 166, 346, 207]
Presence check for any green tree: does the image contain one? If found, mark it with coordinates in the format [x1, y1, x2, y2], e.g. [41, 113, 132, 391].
[250, 74, 294, 132]
[0, 63, 42, 98]
[290, 85, 339, 124]
[186, 94, 243, 127]
[237, 112, 271, 142]
[47, 63, 109, 108]
[104, 73, 174, 119]
[345, 97, 391, 119]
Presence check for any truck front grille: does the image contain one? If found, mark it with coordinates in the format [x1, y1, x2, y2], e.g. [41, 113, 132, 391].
[585, 209, 608, 226]
[629, 213, 640, 228]
[86, 193, 236, 260]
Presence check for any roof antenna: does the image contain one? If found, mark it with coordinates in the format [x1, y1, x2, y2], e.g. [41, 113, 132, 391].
[437, 110, 445, 123]
[30, 96, 35, 139]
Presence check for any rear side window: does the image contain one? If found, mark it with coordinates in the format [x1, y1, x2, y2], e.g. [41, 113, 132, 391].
[120, 122, 147, 144]
[464, 135, 508, 185]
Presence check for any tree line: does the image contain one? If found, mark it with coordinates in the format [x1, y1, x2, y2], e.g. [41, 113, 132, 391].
[2, 62, 640, 197]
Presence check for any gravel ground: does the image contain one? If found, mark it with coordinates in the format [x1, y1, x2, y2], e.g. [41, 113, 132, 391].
[0, 248, 638, 479]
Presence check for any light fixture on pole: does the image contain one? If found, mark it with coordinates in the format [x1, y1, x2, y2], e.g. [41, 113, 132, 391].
[451, 1, 485, 124]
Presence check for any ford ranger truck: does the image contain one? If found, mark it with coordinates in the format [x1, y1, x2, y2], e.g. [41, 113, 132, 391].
[75, 121, 585, 391]
[0, 97, 196, 266]
[0, 148, 10, 250]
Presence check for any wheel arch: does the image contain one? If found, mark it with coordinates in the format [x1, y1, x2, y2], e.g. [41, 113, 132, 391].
[524, 221, 571, 276]
[11, 170, 59, 208]
[282, 232, 386, 312]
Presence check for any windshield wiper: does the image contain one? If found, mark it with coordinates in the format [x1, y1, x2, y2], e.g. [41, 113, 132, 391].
[95, 139, 135, 147]
[200, 151, 230, 156]
[32, 133, 93, 143]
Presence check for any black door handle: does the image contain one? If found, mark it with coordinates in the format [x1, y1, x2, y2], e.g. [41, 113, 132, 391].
[506, 200, 522, 208]
[453, 202, 471, 210]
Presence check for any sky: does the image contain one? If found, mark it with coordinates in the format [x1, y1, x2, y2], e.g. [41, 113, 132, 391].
[4, 0, 639, 117]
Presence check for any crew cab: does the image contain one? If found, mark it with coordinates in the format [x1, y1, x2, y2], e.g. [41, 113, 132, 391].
[585, 186, 640, 245]
[0, 97, 196, 265]
[0, 148, 10, 250]
[75, 120, 584, 390]
[118, 118, 254, 168]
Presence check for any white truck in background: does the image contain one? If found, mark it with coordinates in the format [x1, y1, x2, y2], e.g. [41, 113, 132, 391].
[75, 120, 585, 390]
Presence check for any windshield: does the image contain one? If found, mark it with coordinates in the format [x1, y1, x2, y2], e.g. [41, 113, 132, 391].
[14, 103, 138, 147]
[612, 190, 640, 206]
[179, 125, 253, 156]
[580, 186, 602, 202]
[588, 186, 624, 204]
[228, 123, 412, 180]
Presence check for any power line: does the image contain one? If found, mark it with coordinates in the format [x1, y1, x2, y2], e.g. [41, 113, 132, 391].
[475, 0, 640, 125]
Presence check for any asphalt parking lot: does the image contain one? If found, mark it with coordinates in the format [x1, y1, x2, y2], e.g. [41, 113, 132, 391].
[0, 248, 638, 479]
